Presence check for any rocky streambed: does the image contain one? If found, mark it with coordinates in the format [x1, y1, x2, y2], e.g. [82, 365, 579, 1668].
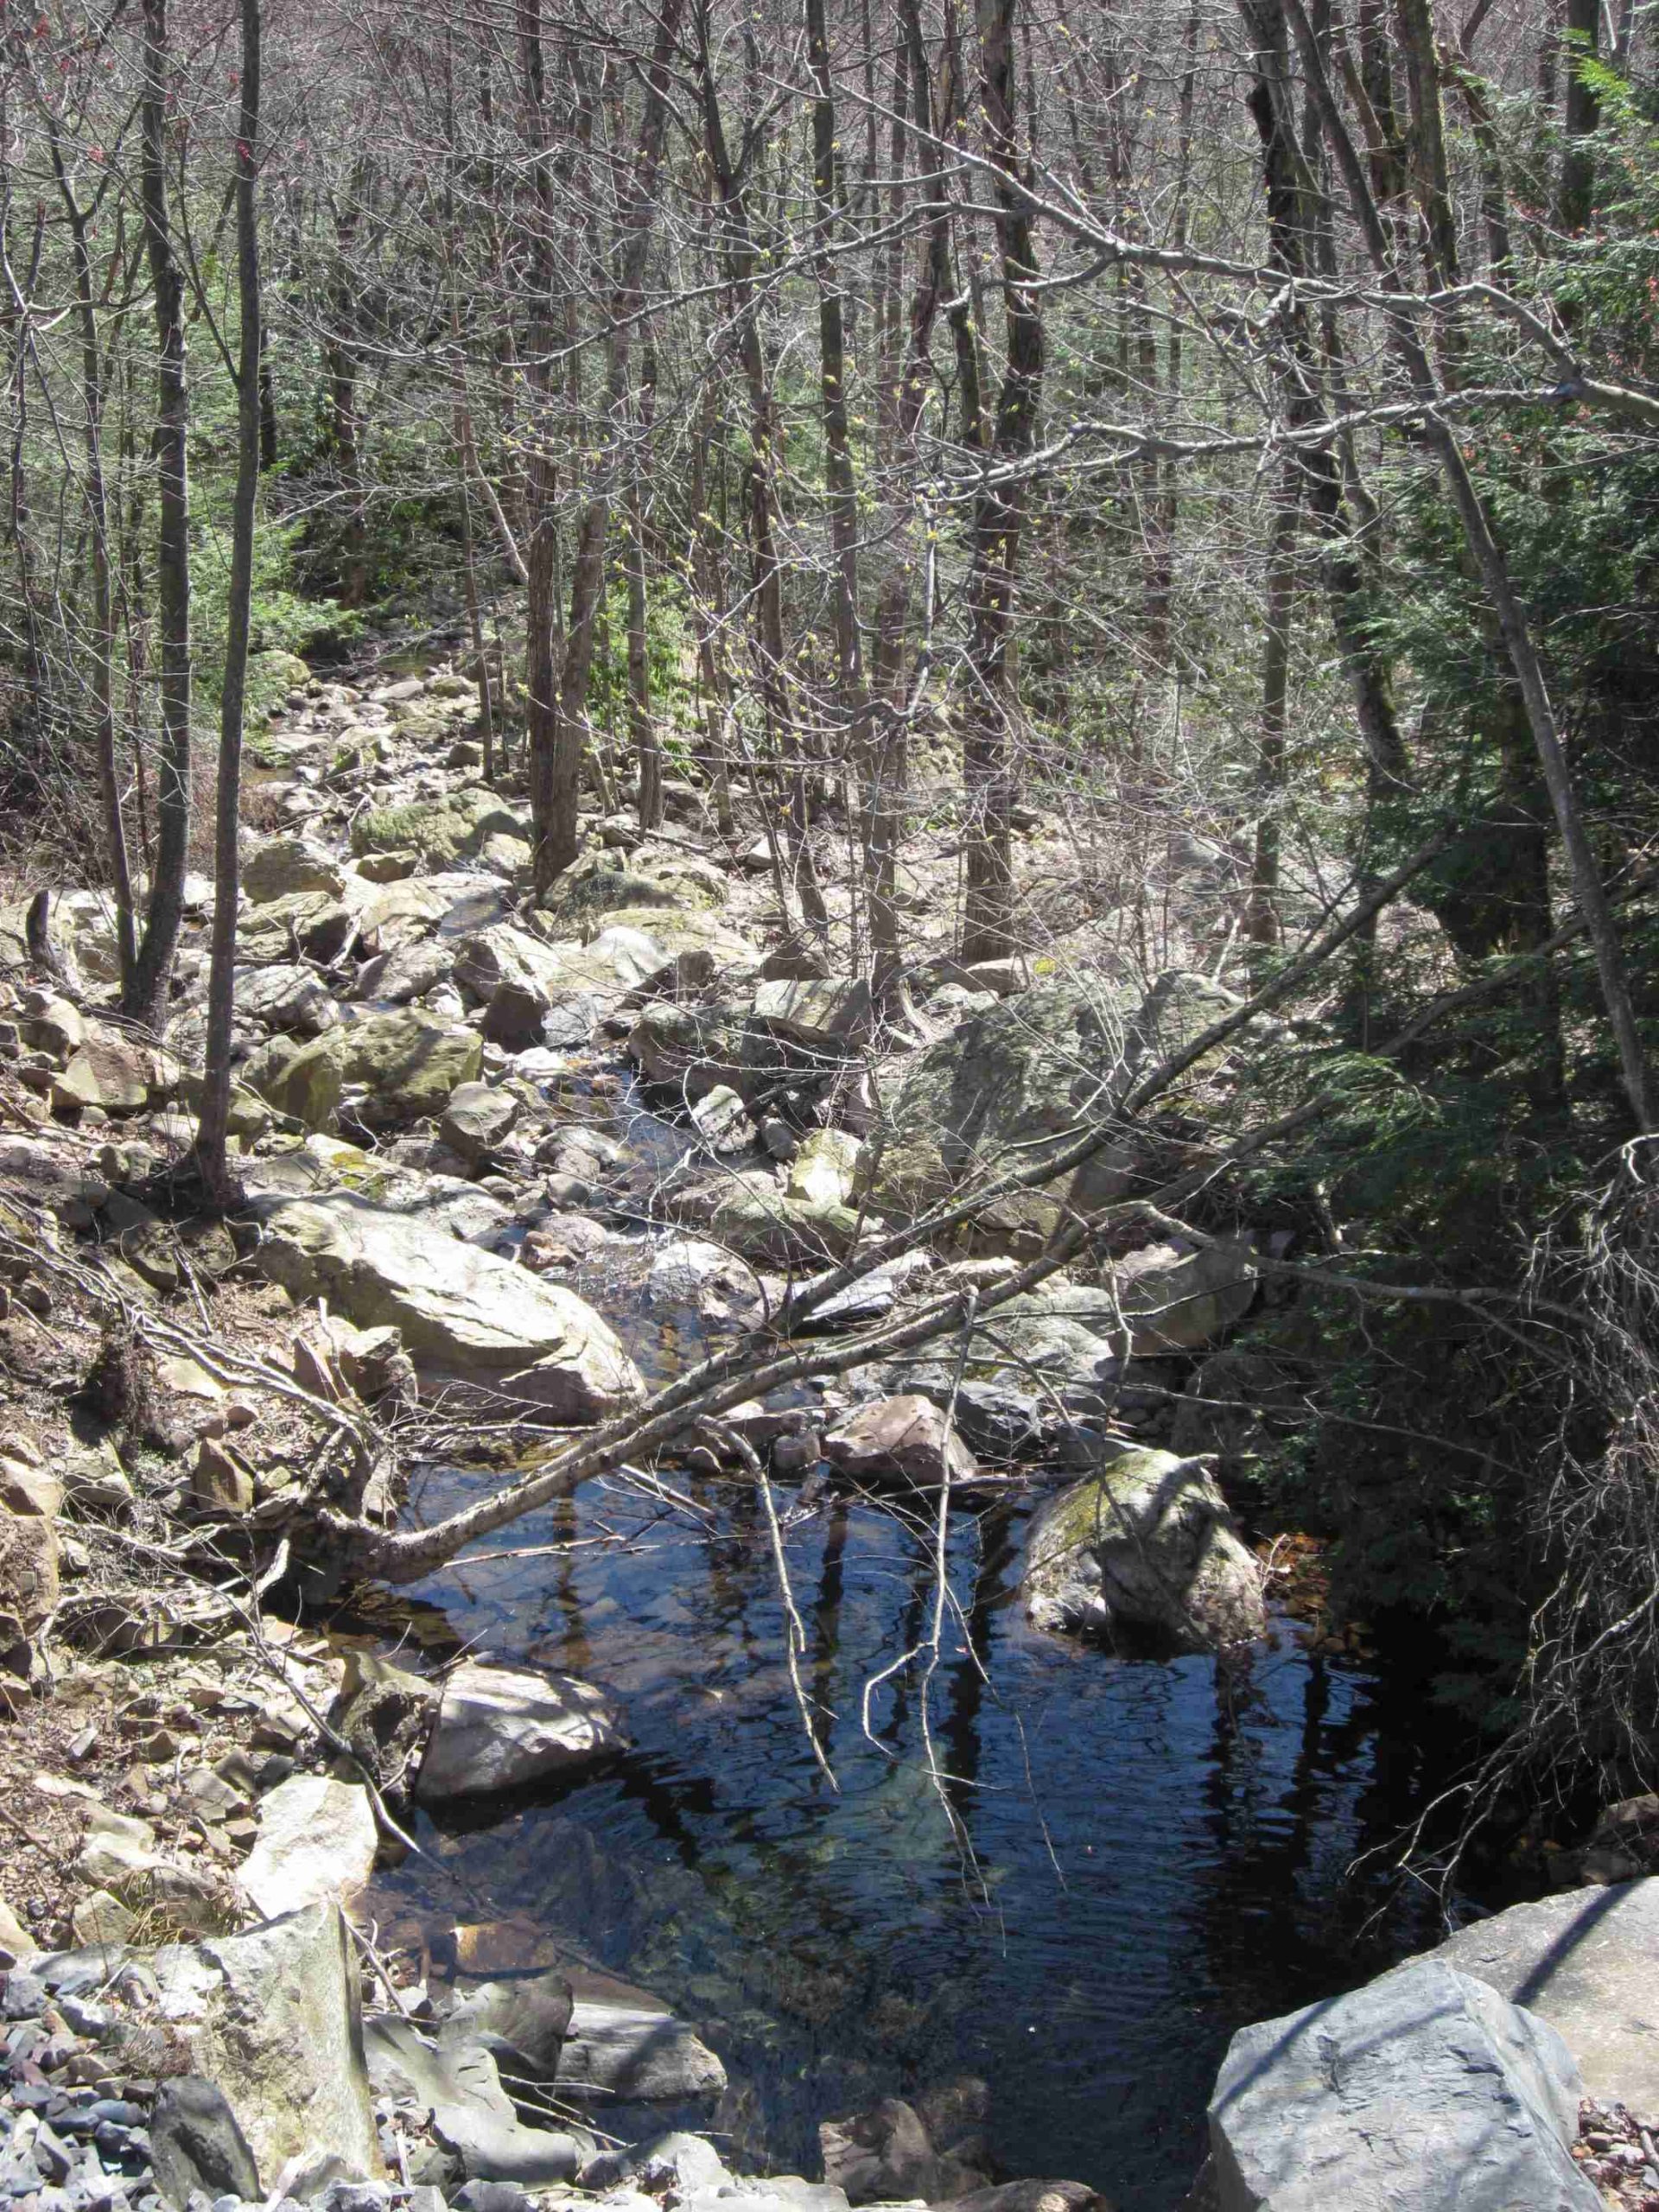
[2, 641, 1658, 2212]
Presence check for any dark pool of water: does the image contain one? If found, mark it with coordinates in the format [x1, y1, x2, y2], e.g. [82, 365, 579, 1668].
[362, 1465, 1465, 2212]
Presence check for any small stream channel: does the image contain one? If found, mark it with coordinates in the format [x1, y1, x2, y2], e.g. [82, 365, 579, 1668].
[361, 1451, 1465, 2211]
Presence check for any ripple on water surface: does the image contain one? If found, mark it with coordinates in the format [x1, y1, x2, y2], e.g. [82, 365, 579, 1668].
[365, 1465, 1459, 2212]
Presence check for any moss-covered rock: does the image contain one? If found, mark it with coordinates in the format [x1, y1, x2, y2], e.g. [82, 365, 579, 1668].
[245, 649, 312, 725]
[351, 788, 525, 868]
[242, 1031, 346, 1133]
[863, 971, 1241, 1231]
[341, 1010, 481, 1128]
[1022, 1447, 1266, 1652]
[542, 847, 725, 922]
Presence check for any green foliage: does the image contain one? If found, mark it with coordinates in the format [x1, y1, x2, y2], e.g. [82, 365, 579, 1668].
[590, 565, 700, 757]
[193, 502, 359, 720]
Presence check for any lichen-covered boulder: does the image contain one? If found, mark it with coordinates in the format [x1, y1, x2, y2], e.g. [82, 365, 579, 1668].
[243, 836, 346, 906]
[341, 1009, 481, 1127]
[1022, 1448, 1266, 1652]
[861, 972, 1243, 1229]
[253, 1192, 644, 1416]
[242, 1030, 345, 1132]
[351, 787, 526, 868]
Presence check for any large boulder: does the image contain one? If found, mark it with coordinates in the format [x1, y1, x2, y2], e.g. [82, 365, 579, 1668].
[1106, 1237, 1257, 1353]
[38, 1902, 384, 2190]
[627, 1003, 750, 1101]
[542, 849, 721, 920]
[1022, 1449, 1266, 1652]
[675, 1171, 865, 1264]
[355, 935, 456, 1005]
[441, 1080, 520, 1164]
[974, 1252, 1256, 1365]
[861, 982, 1138, 1220]
[244, 836, 346, 905]
[415, 1661, 627, 1801]
[595, 905, 758, 986]
[357, 874, 494, 953]
[52, 1035, 153, 1116]
[555, 1980, 727, 2103]
[341, 1009, 482, 1127]
[453, 925, 645, 1049]
[1420, 1877, 1659, 2112]
[238, 888, 361, 966]
[1206, 1958, 1599, 2212]
[352, 788, 526, 868]
[748, 977, 871, 1066]
[243, 1029, 345, 1132]
[19, 992, 86, 1060]
[236, 962, 341, 1037]
[366, 2012, 582, 2186]
[861, 973, 1243, 1230]
[253, 1193, 645, 1415]
[238, 1774, 379, 1923]
[823, 1396, 978, 1491]
[787, 1128, 862, 1210]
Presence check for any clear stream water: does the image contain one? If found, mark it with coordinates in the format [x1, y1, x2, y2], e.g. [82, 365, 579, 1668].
[362, 1452, 1465, 2212]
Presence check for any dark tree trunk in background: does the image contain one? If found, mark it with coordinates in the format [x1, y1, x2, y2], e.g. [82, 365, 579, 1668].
[696, 0, 828, 931]
[1558, 0, 1599, 231]
[529, 0, 683, 893]
[126, 0, 192, 1034]
[49, 135, 137, 997]
[194, 0, 262, 1205]
[959, 0, 1044, 963]
[806, 0, 885, 988]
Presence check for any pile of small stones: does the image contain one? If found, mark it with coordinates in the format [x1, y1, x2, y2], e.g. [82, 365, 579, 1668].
[1573, 2096, 1659, 2210]
[2, 1960, 604, 2212]
[3, 1965, 162, 2212]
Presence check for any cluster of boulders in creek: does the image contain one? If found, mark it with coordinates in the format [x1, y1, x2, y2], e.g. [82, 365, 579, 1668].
[0, 652, 1277, 1654]
[8, 652, 1658, 2210]
[0, 1607, 1109, 2212]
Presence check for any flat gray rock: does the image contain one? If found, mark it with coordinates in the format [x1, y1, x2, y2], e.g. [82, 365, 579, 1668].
[415, 1662, 628, 1801]
[366, 2013, 582, 2186]
[556, 1990, 727, 2103]
[252, 1193, 643, 1416]
[1208, 1958, 1599, 2212]
[1421, 1877, 1659, 2112]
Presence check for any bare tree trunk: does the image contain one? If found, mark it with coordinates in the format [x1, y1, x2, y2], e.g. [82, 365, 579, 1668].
[959, 0, 1044, 963]
[696, 0, 828, 931]
[806, 0, 879, 982]
[628, 357, 661, 830]
[1246, 501, 1294, 947]
[126, 0, 192, 1034]
[1557, 0, 1599, 231]
[1, 204, 52, 753]
[529, 0, 684, 893]
[47, 136, 137, 994]
[324, 181, 369, 607]
[194, 0, 262, 1206]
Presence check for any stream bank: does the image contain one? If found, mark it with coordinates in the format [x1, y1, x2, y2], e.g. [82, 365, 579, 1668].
[0, 637, 1654, 2212]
